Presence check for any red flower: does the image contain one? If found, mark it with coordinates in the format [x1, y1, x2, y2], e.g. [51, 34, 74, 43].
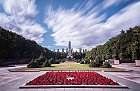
[26, 71, 119, 85]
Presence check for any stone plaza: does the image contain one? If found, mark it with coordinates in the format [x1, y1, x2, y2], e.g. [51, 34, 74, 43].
[0, 63, 140, 91]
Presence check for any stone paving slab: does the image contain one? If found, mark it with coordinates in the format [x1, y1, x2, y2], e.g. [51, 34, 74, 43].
[0, 72, 33, 86]
[97, 71, 140, 91]
[109, 63, 140, 84]
[65, 88, 75, 91]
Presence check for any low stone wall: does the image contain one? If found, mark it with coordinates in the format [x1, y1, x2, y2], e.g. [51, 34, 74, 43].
[19, 60, 26, 63]
[0, 59, 4, 66]
[114, 60, 120, 64]
[114, 60, 135, 64]
[135, 60, 140, 66]
[1, 59, 30, 66]
[120, 60, 135, 63]
[106, 59, 114, 64]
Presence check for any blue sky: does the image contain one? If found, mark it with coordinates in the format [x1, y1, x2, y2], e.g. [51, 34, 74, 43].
[0, 0, 140, 51]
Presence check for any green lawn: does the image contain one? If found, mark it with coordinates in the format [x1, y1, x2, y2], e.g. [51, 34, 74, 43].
[9, 62, 130, 72]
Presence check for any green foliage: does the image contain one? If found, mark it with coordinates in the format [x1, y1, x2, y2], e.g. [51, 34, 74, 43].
[131, 41, 139, 60]
[38, 54, 46, 62]
[89, 61, 101, 67]
[86, 26, 140, 60]
[54, 60, 60, 64]
[0, 27, 55, 59]
[105, 53, 110, 60]
[54, 48, 67, 60]
[72, 51, 86, 59]
[101, 55, 105, 61]
[42, 59, 51, 67]
[49, 58, 60, 64]
[27, 60, 39, 68]
[49, 58, 54, 63]
[118, 53, 125, 60]
[89, 55, 103, 67]
[75, 59, 81, 63]
[35, 54, 46, 66]
[84, 58, 90, 64]
[60, 59, 65, 63]
[80, 61, 84, 64]
[112, 54, 117, 59]
[53, 48, 86, 60]
[95, 56, 100, 62]
[101, 62, 112, 68]
[27, 54, 53, 68]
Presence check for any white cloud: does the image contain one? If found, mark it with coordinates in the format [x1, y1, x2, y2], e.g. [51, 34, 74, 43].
[3, 0, 37, 21]
[102, 1, 140, 35]
[0, 0, 46, 43]
[44, 1, 140, 50]
[102, 0, 119, 9]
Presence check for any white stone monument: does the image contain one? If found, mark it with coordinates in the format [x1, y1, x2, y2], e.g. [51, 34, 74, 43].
[67, 41, 73, 59]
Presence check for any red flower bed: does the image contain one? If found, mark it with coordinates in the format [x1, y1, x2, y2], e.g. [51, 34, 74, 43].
[26, 71, 119, 85]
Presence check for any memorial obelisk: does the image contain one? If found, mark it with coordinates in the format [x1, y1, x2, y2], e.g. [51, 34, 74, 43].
[67, 41, 73, 60]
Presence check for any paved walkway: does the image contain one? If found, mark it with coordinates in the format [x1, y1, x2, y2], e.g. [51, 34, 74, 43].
[0, 64, 140, 91]
[109, 63, 140, 84]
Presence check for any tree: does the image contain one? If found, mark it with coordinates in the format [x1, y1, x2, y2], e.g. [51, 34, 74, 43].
[86, 26, 140, 62]
[84, 57, 90, 64]
[0, 26, 56, 61]
[118, 53, 125, 60]
[42, 59, 51, 67]
[27, 59, 39, 68]
[131, 41, 138, 60]
[101, 62, 112, 68]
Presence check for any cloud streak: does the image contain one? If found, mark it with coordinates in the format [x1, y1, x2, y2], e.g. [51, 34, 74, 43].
[45, 0, 140, 50]
[0, 0, 46, 43]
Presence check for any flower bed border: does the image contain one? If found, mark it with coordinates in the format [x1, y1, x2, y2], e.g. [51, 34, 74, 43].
[19, 84, 128, 89]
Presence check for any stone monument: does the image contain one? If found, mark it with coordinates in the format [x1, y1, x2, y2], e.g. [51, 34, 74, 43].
[67, 41, 73, 60]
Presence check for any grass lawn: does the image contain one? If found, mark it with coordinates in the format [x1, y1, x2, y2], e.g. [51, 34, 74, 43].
[8, 61, 130, 72]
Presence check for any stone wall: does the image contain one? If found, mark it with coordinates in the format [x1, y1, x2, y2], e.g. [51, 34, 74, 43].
[114, 60, 135, 64]
[114, 60, 120, 64]
[135, 60, 140, 66]
[0, 59, 30, 66]
[0, 59, 4, 66]
[107, 59, 114, 64]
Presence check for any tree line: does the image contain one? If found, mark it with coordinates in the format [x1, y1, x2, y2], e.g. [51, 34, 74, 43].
[0, 26, 55, 60]
[0, 26, 87, 67]
[86, 26, 140, 61]
[1, 25, 139, 68]
[0, 26, 87, 60]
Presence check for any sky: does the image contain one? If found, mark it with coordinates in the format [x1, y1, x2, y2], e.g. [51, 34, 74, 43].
[0, 0, 140, 51]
